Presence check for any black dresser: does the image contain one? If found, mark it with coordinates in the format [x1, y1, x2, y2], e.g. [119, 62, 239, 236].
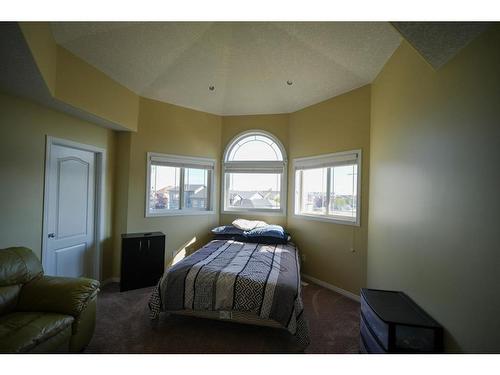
[120, 232, 165, 292]
[360, 288, 443, 353]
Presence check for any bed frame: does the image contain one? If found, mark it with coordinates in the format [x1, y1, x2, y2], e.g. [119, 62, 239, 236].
[165, 309, 284, 329]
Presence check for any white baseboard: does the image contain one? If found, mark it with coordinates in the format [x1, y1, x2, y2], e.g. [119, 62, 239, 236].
[301, 273, 360, 302]
[101, 277, 120, 286]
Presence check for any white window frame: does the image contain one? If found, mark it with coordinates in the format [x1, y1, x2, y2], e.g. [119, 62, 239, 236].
[222, 130, 287, 216]
[145, 152, 216, 217]
[292, 149, 361, 226]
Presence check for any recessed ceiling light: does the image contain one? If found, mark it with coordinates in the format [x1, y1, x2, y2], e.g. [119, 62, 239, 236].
[286, 80, 293, 86]
[209, 85, 215, 91]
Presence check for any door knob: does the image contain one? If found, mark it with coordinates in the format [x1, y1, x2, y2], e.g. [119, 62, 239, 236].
[48, 233, 56, 238]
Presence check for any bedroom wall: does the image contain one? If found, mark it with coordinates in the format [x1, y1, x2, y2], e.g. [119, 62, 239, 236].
[112, 131, 132, 278]
[367, 26, 500, 352]
[18, 22, 57, 96]
[287, 85, 371, 296]
[19, 22, 140, 132]
[0, 91, 117, 280]
[55, 46, 140, 131]
[219, 114, 289, 228]
[113, 97, 222, 276]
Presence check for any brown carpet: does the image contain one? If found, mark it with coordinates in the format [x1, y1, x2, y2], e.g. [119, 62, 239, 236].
[85, 281, 360, 354]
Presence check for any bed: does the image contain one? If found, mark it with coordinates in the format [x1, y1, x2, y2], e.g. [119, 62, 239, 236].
[148, 238, 310, 348]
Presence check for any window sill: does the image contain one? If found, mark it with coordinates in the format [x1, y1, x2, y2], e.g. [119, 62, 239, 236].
[222, 208, 286, 217]
[146, 210, 217, 218]
[291, 213, 360, 226]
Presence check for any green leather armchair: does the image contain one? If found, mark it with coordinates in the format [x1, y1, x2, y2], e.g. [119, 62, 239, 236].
[0, 247, 99, 353]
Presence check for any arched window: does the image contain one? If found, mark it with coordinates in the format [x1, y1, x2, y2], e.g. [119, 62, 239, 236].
[223, 130, 287, 214]
[227, 134, 284, 161]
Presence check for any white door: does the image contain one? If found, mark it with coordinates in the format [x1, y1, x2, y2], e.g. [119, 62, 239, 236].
[44, 144, 96, 278]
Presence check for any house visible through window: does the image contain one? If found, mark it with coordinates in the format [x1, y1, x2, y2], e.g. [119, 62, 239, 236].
[146, 153, 215, 217]
[294, 150, 361, 225]
[223, 131, 287, 214]
[150, 165, 181, 210]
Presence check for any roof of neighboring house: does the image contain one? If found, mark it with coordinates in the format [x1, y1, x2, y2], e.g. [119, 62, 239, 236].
[262, 191, 279, 200]
[157, 184, 207, 199]
[190, 185, 207, 199]
[230, 191, 264, 200]
[235, 198, 275, 208]
[230, 190, 279, 199]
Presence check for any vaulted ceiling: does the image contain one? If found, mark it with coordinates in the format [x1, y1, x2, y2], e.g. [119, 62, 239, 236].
[51, 22, 402, 115]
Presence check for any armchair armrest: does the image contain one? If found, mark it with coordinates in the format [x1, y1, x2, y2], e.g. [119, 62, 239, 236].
[17, 276, 100, 318]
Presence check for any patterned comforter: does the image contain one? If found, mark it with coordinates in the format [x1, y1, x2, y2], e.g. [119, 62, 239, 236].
[149, 239, 310, 347]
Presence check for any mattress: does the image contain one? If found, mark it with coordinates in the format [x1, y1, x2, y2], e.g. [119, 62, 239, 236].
[149, 239, 310, 348]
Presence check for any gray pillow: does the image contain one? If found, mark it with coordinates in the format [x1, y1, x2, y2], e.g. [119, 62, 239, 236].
[211, 225, 244, 236]
[211, 225, 247, 241]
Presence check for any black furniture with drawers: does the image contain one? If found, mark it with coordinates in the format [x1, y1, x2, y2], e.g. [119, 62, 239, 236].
[360, 288, 443, 353]
[120, 232, 165, 292]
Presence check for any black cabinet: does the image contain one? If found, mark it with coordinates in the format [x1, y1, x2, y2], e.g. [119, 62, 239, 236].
[360, 288, 443, 353]
[120, 232, 165, 292]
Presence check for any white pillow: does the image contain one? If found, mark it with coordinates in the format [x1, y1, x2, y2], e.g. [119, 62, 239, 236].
[232, 218, 268, 231]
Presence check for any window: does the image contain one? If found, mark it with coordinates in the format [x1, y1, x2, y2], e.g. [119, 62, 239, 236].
[293, 150, 361, 225]
[223, 131, 287, 214]
[146, 153, 215, 217]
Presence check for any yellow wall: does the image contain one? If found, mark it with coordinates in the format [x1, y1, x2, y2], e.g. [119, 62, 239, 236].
[0, 91, 116, 280]
[368, 26, 500, 352]
[112, 97, 222, 272]
[288, 85, 371, 295]
[112, 132, 132, 277]
[18, 22, 57, 96]
[220, 114, 289, 227]
[18, 22, 140, 132]
[55, 46, 139, 131]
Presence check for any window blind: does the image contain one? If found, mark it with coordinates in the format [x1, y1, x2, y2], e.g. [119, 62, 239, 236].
[149, 153, 215, 170]
[293, 151, 359, 171]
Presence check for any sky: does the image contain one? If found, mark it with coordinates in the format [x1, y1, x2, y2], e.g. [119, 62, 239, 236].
[229, 136, 282, 161]
[151, 166, 207, 190]
[229, 173, 280, 191]
[301, 165, 357, 196]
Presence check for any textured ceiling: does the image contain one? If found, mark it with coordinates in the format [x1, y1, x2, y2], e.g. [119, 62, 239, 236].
[51, 22, 401, 115]
[392, 22, 491, 69]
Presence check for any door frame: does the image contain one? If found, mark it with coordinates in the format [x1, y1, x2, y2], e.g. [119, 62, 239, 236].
[42, 136, 107, 281]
